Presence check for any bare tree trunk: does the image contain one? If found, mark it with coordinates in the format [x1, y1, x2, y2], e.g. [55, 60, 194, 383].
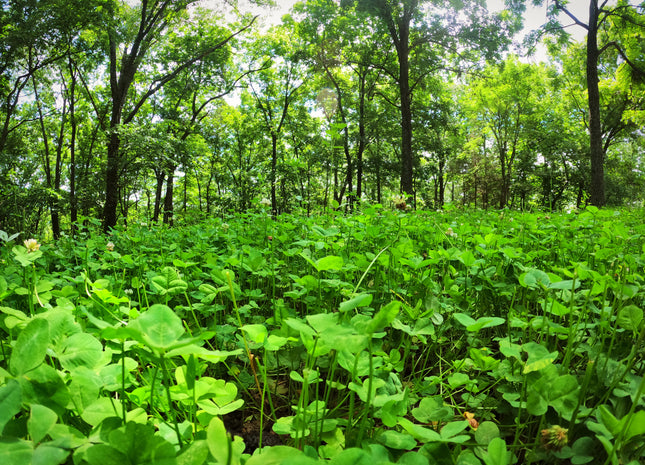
[163, 165, 175, 226]
[586, 1, 605, 206]
[153, 168, 165, 222]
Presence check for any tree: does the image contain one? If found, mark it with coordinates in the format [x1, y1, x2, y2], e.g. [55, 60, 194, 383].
[145, 7, 257, 225]
[0, 0, 102, 234]
[99, 0, 256, 231]
[414, 80, 461, 208]
[294, 0, 387, 208]
[342, 0, 519, 203]
[532, 0, 645, 206]
[245, 25, 308, 214]
[463, 58, 548, 208]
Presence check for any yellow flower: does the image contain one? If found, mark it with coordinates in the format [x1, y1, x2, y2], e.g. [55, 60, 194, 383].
[24, 239, 40, 253]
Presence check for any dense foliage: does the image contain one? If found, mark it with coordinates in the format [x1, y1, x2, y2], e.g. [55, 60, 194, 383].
[0, 0, 644, 238]
[0, 206, 644, 464]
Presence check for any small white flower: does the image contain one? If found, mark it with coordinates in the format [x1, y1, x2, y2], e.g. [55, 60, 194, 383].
[445, 227, 457, 238]
[24, 238, 40, 253]
[221, 222, 230, 231]
[106, 241, 115, 252]
[124, 288, 134, 295]
[259, 198, 272, 207]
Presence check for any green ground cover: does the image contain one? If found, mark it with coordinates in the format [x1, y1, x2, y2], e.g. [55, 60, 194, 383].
[0, 206, 643, 464]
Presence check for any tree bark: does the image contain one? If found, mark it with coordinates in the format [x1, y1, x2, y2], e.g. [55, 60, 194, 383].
[586, 1, 605, 206]
[153, 168, 165, 222]
[68, 58, 78, 230]
[395, 11, 414, 199]
[163, 165, 175, 226]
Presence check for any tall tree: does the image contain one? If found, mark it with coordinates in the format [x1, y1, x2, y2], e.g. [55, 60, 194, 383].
[245, 25, 307, 214]
[342, 0, 518, 203]
[463, 58, 548, 208]
[99, 0, 256, 231]
[294, 0, 386, 208]
[532, 0, 645, 206]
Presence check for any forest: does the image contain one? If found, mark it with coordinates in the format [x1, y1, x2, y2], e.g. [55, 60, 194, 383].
[0, 1, 644, 465]
[0, 0, 644, 237]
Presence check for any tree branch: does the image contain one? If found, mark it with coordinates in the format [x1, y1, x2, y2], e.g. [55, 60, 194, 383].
[553, 0, 589, 30]
[124, 16, 258, 123]
[599, 41, 645, 80]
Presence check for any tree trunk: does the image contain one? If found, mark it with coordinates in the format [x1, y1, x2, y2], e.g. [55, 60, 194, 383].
[153, 168, 165, 222]
[32, 73, 62, 239]
[68, 59, 78, 231]
[103, 133, 121, 231]
[438, 156, 445, 207]
[163, 165, 175, 226]
[587, 1, 605, 206]
[397, 21, 414, 199]
[52, 91, 66, 240]
[271, 132, 278, 214]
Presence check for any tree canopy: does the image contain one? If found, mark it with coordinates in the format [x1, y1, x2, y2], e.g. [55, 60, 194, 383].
[0, 0, 643, 236]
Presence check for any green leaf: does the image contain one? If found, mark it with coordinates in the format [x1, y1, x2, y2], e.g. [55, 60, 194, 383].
[246, 445, 317, 465]
[617, 305, 643, 332]
[129, 304, 185, 352]
[456, 449, 483, 465]
[0, 438, 32, 465]
[483, 437, 508, 465]
[548, 374, 580, 420]
[81, 397, 122, 426]
[327, 448, 369, 464]
[0, 379, 22, 433]
[58, 333, 103, 370]
[623, 409, 645, 442]
[598, 405, 624, 437]
[177, 440, 209, 465]
[0, 306, 30, 329]
[519, 269, 550, 289]
[150, 267, 188, 296]
[348, 377, 386, 403]
[397, 418, 442, 442]
[10, 317, 50, 376]
[241, 324, 268, 344]
[440, 420, 469, 439]
[453, 313, 476, 328]
[475, 421, 500, 445]
[315, 255, 344, 272]
[285, 317, 316, 337]
[185, 355, 196, 392]
[411, 396, 453, 423]
[398, 451, 432, 465]
[107, 422, 176, 465]
[458, 250, 477, 267]
[454, 314, 506, 332]
[32, 443, 69, 465]
[366, 300, 400, 334]
[68, 367, 101, 414]
[13, 245, 42, 267]
[377, 430, 417, 450]
[85, 444, 128, 465]
[28, 404, 58, 443]
[522, 342, 558, 374]
[207, 417, 241, 465]
[339, 293, 373, 312]
[526, 389, 548, 416]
